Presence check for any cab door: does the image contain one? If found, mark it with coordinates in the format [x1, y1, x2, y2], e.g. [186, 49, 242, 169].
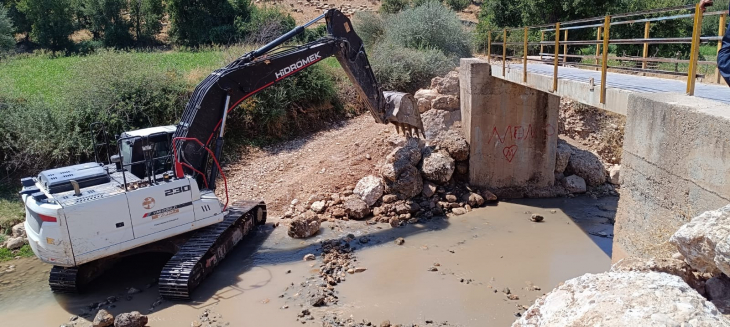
[126, 179, 195, 239]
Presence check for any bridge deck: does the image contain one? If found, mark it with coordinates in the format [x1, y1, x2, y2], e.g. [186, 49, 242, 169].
[498, 62, 730, 105]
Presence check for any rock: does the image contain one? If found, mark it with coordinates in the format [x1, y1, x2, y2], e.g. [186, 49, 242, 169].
[507, 294, 520, 300]
[113, 311, 148, 327]
[716, 237, 730, 279]
[421, 108, 461, 139]
[354, 267, 367, 273]
[127, 287, 141, 294]
[503, 287, 511, 294]
[609, 165, 621, 185]
[445, 194, 457, 203]
[565, 148, 606, 186]
[414, 88, 439, 101]
[481, 190, 498, 202]
[670, 205, 730, 276]
[422, 181, 437, 198]
[452, 208, 466, 215]
[420, 148, 455, 184]
[382, 194, 398, 203]
[303, 253, 316, 261]
[288, 213, 321, 238]
[436, 129, 469, 161]
[562, 175, 587, 194]
[611, 257, 706, 294]
[383, 164, 423, 200]
[530, 214, 544, 222]
[310, 296, 326, 307]
[395, 237, 405, 245]
[11, 223, 25, 238]
[467, 193, 485, 207]
[344, 197, 371, 220]
[5, 237, 23, 250]
[435, 71, 459, 96]
[555, 142, 572, 173]
[706, 275, 730, 301]
[310, 200, 326, 214]
[380, 320, 391, 327]
[331, 207, 346, 218]
[512, 272, 730, 327]
[354, 175, 384, 206]
[92, 309, 114, 327]
[417, 98, 431, 113]
[431, 95, 459, 111]
[385, 138, 423, 167]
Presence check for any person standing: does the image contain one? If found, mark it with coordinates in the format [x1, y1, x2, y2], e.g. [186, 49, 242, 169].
[703, 0, 730, 85]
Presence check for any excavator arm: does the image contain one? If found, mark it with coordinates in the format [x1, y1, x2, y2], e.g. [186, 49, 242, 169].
[173, 9, 423, 188]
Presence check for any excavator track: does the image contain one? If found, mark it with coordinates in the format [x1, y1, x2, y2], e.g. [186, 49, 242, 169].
[49, 266, 80, 293]
[158, 200, 266, 300]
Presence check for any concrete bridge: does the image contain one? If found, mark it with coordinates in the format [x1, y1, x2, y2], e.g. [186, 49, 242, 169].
[459, 58, 730, 262]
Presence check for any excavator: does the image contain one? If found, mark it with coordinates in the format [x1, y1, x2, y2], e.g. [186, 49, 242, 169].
[18, 9, 424, 300]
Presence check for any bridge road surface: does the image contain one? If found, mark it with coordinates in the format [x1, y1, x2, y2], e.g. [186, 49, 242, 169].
[499, 62, 730, 105]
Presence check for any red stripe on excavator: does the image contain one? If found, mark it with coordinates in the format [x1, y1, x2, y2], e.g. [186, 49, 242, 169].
[204, 57, 325, 146]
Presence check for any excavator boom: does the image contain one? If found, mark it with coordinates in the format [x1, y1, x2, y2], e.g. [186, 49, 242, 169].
[173, 9, 424, 185]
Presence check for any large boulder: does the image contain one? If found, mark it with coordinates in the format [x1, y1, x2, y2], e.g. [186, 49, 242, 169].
[431, 95, 459, 111]
[344, 197, 371, 220]
[436, 130, 469, 162]
[562, 175, 586, 194]
[434, 71, 460, 96]
[706, 275, 730, 314]
[113, 311, 148, 327]
[565, 148, 606, 186]
[513, 271, 730, 327]
[417, 98, 431, 113]
[611, 257, 706, 295]
[554, 141, 572, 174]
[421, 109, 461, 140]
[287, 212, 321, 238]
[414, 88, 439, 101]
[670, 205, 730, 276]
[383, 164, 423, 199]
[11, 223, 25, 238]
[385, 138, 422, 167]
[420, 148, 455, 184]
[92, 309, 114, 327]
[354, 175, 384, 206]
[5, 237, 24, 250]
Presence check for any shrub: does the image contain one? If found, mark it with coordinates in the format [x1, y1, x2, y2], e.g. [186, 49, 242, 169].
[238, 6, 296, 44]
[352, 12, 386, 46]
[445, 0, 469, 12]
[380, 0, 410, 14]
[369, 41, 455, 92]
[168, 0, 251, 46]
[385, 0, 472, 58]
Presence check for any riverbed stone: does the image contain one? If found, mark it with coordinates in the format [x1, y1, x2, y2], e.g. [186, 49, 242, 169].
[566, 148, 606, 186]
[421, 148, 455, 184]
[609, 165, 621, 185]
[92, 309, 114, 327]
[383, 164, 423, 200]
[344, 197, 370, 220]
[512, 271, 730, 327]
[354, 175, 384, 206]
[670, 205, 730, 275]
[310, 200, 326, 214]
[5, 237, 24, 250]
[288, 212, 321, 238]
[555, 142, 572, 174]
[11, 223, 25, 238]
[113, 311, 148, 327]
[562, 175, 586, 194]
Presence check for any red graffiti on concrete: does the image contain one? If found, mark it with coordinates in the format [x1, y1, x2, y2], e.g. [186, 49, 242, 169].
[487, 124, 556, 144]
[503, 145, 518, 162]
[488, 124, 555, 163]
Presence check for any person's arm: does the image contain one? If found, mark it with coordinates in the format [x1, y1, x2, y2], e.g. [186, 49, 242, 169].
[699, 0, 713, 12]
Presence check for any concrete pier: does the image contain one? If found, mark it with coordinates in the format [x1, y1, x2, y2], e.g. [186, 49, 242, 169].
[460, 58, 559, 190]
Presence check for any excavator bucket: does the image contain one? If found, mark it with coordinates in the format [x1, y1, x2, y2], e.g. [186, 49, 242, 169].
[383, 92, 425, 138]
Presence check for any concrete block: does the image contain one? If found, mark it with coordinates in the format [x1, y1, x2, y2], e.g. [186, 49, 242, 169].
[460, 58, 559, 190]
[614, 93, 730, 262]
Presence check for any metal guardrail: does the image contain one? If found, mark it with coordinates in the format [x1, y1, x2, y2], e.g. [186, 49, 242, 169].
[483, 3, 727, 103]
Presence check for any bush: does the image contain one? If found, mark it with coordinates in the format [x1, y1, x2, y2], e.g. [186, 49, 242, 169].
[369, 41, 455, 92]
[445, 0, 469, 11]
[239, 6, 296, 44]
[385, 1, 472, 58]
[380, 0, 410, 14]
[168, 0, 251, 46]
[352, 12, 386, 46]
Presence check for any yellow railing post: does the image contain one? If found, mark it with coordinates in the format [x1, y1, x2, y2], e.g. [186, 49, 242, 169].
[642, 21, 650, 70]
[540, 31, 545, 60]
[595, 27, 601, 66]
[687, 3, 703, 95]
[717, 14, 726, 84]
[523, 27, 528, 83]
[487, 32, 491, 64]
[503, 29, 507, 77]
[600, 16, 611, 104]
[563, 29, 569, 65]
[553, 23, 560, 92]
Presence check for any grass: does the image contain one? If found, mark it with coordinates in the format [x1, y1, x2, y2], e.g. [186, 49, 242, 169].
[0, 50, 225, 106]
[0, 245, 34, 261]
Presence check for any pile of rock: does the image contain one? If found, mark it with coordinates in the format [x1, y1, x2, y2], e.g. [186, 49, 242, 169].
[554, 140, 618, 197]
[89, 310, 148, 327]
[415, 71, 462, 139]
[1, 223, 28, 251]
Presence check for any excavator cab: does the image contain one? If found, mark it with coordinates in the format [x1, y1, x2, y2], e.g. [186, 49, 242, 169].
[114, 126, 176, 180]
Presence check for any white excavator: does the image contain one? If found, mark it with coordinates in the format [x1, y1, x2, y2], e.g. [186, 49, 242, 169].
[18, 9, 423, 300]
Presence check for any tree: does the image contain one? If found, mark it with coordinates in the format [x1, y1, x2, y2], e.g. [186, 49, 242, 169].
[75, 0, 133, 48]
[0, 6, 14, 52]
[1, 0, 30, 39]
[18, 0, 74, 52]
[167, 0, 251, 46]
[129, 0, 164, 45]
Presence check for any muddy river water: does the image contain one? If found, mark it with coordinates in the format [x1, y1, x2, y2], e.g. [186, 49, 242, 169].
[0, 196, 616, 326]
